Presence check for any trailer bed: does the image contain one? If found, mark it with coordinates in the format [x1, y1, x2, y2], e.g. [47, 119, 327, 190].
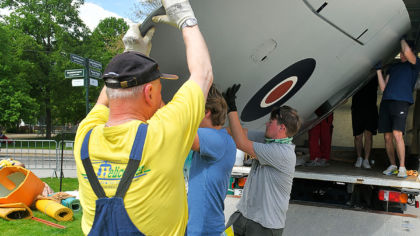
[232, 160, 420, 190]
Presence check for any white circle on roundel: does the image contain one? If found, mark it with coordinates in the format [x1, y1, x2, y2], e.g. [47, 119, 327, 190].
[260, 76, 298, 108]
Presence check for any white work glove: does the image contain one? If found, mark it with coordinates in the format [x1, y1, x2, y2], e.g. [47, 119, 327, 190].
[123, 23, 155, 56]
[152, 0, 196, 29]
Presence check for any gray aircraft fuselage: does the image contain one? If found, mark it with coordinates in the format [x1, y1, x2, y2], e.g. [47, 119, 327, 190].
[142, 0, 411, 134]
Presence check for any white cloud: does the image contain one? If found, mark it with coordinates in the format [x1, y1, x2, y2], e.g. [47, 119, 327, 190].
[79, 2, 132, 31]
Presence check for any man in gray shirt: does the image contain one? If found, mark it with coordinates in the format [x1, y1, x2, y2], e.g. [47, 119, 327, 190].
[224, 84, 301, 236]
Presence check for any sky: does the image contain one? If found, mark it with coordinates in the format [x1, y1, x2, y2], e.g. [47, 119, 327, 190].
[80, 1, 135, 30]
[0, 0, 139, 31]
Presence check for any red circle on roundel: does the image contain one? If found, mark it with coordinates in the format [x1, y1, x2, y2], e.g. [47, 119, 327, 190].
[264, 81, 294, 104]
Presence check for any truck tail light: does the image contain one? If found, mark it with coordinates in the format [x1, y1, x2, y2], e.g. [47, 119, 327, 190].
[379, 190, 408, 204]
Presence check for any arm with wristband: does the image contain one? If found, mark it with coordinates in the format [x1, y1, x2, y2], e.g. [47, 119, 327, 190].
[153, 0, 213, 100]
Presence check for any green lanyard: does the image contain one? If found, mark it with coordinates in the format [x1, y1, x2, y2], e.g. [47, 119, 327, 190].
[265, 137, 293, 144]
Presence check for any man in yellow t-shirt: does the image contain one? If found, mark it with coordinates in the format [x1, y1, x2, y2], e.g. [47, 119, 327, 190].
[74, 0, 213, 235]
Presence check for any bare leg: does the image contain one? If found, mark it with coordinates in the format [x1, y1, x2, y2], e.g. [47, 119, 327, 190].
[393, 130, 405, 167]
[354, 134, 363, 158]
[384, 132, 396, 166]
[364, 130, 373, 160]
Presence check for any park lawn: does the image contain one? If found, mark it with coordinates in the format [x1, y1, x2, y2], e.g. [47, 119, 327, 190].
[0, 178, 83, 236]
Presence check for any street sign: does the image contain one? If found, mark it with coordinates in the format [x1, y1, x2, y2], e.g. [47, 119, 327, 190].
[88, 59, 102, 70]
[70, 53, 85, 66]
[72, 79, 84, 87]
[90, 78, 98, 87]
[65, 69, 85, 78]
[89, 69, 102, 79]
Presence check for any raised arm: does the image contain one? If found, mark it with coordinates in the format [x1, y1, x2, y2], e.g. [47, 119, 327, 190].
[96, 86, 109, 107]
[401, 39, 417, 65]
[375, 62, 389, 92]
[224, 84, 256, 158]
[153, 0, 213, 99]
[183, 26, 213, 99]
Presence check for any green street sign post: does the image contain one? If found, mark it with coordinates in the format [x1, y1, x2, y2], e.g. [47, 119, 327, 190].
[89, 69, 101, 79]
[70, 53, 85, 66]
[89, 59, 102, 70]
[65, 69, 84, 78]
[66, 53, 102, 115]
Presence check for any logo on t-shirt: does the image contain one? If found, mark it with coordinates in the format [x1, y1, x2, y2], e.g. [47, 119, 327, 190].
[82, 160, 151, 185]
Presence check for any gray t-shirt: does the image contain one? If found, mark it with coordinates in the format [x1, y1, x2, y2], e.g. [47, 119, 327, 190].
[236, 130, 296, 229]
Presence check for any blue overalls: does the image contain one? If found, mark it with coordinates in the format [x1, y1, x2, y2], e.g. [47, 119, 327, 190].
[81, 124, 148, 236]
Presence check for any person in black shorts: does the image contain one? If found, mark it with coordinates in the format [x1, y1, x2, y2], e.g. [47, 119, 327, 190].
[352, 77, 378, 169]
[377, 38, 420, 177]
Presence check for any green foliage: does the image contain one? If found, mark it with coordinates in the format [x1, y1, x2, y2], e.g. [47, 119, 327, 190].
[0, 0, 89, 137]
[0, 1, 129, 133]
[0, 23, 39, 130]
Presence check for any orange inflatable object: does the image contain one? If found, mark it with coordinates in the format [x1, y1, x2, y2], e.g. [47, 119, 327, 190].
[0, 166, 45, 206]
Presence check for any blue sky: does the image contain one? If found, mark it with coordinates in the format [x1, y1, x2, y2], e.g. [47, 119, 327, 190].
[87, 0, 137, 19]
[0, 1, 141, 30]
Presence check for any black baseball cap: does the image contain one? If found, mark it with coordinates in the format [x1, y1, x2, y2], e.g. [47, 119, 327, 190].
[102, 51, 178, 88]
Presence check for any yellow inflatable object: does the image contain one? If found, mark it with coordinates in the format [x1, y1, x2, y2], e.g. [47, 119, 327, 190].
[35, 199, 73, 221]
[0, 202, 33, 220]
[0, 158, 24, 169]
[0, 166, 45, 206]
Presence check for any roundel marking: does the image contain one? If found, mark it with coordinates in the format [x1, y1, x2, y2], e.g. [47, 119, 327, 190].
[261, 76, 297, 108]
[241, 58, 316, 122]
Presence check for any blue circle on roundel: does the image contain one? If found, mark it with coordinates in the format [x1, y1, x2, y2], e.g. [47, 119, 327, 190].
[241, 58, 316, 122]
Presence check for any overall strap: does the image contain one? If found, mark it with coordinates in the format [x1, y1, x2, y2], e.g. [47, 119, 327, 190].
[115, 123, 148, 198]
[81, 129, 106, 198]
[81, 124, 149, 199]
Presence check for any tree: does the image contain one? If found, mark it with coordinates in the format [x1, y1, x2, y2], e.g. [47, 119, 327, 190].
[90, 17, 128, 58]
[131, 0, 161, 22]
[1, 0, 89, 138]
[0, 23, 39, 131]
[52, 17, 128, 125]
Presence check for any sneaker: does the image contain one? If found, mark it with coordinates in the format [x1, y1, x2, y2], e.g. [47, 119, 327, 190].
[355, 157, 363, 168]
[383, 165, 398, 175]
[305, 158, 321, 167]
[362, 159, 371, 169]
[318, 158, 330, 167]
[397, 167, 407, 178]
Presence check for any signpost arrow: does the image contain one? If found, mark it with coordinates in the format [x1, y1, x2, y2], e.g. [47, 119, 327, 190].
[67, 54, 102, 115]
[70, 53, 85, 66]
[89, 69, 102, 79]
[88, 59, 102, 70]
[65, 69, 85, 78]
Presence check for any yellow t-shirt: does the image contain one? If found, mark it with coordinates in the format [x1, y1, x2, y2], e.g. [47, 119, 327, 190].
[74, 80, 205, 235]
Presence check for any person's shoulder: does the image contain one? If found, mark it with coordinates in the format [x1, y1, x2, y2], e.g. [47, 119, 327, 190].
[179, 80, 204, 97]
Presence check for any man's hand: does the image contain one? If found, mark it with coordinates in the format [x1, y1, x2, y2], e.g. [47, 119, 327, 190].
[123, 23, 155, 56]
[223, 84, 241, 113]
[152, 0, 196, 29]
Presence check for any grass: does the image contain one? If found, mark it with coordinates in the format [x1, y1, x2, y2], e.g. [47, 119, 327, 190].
[0, 178, 83, 236]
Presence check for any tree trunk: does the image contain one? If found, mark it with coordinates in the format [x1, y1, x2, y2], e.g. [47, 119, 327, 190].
[45, 87, 52, 139]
